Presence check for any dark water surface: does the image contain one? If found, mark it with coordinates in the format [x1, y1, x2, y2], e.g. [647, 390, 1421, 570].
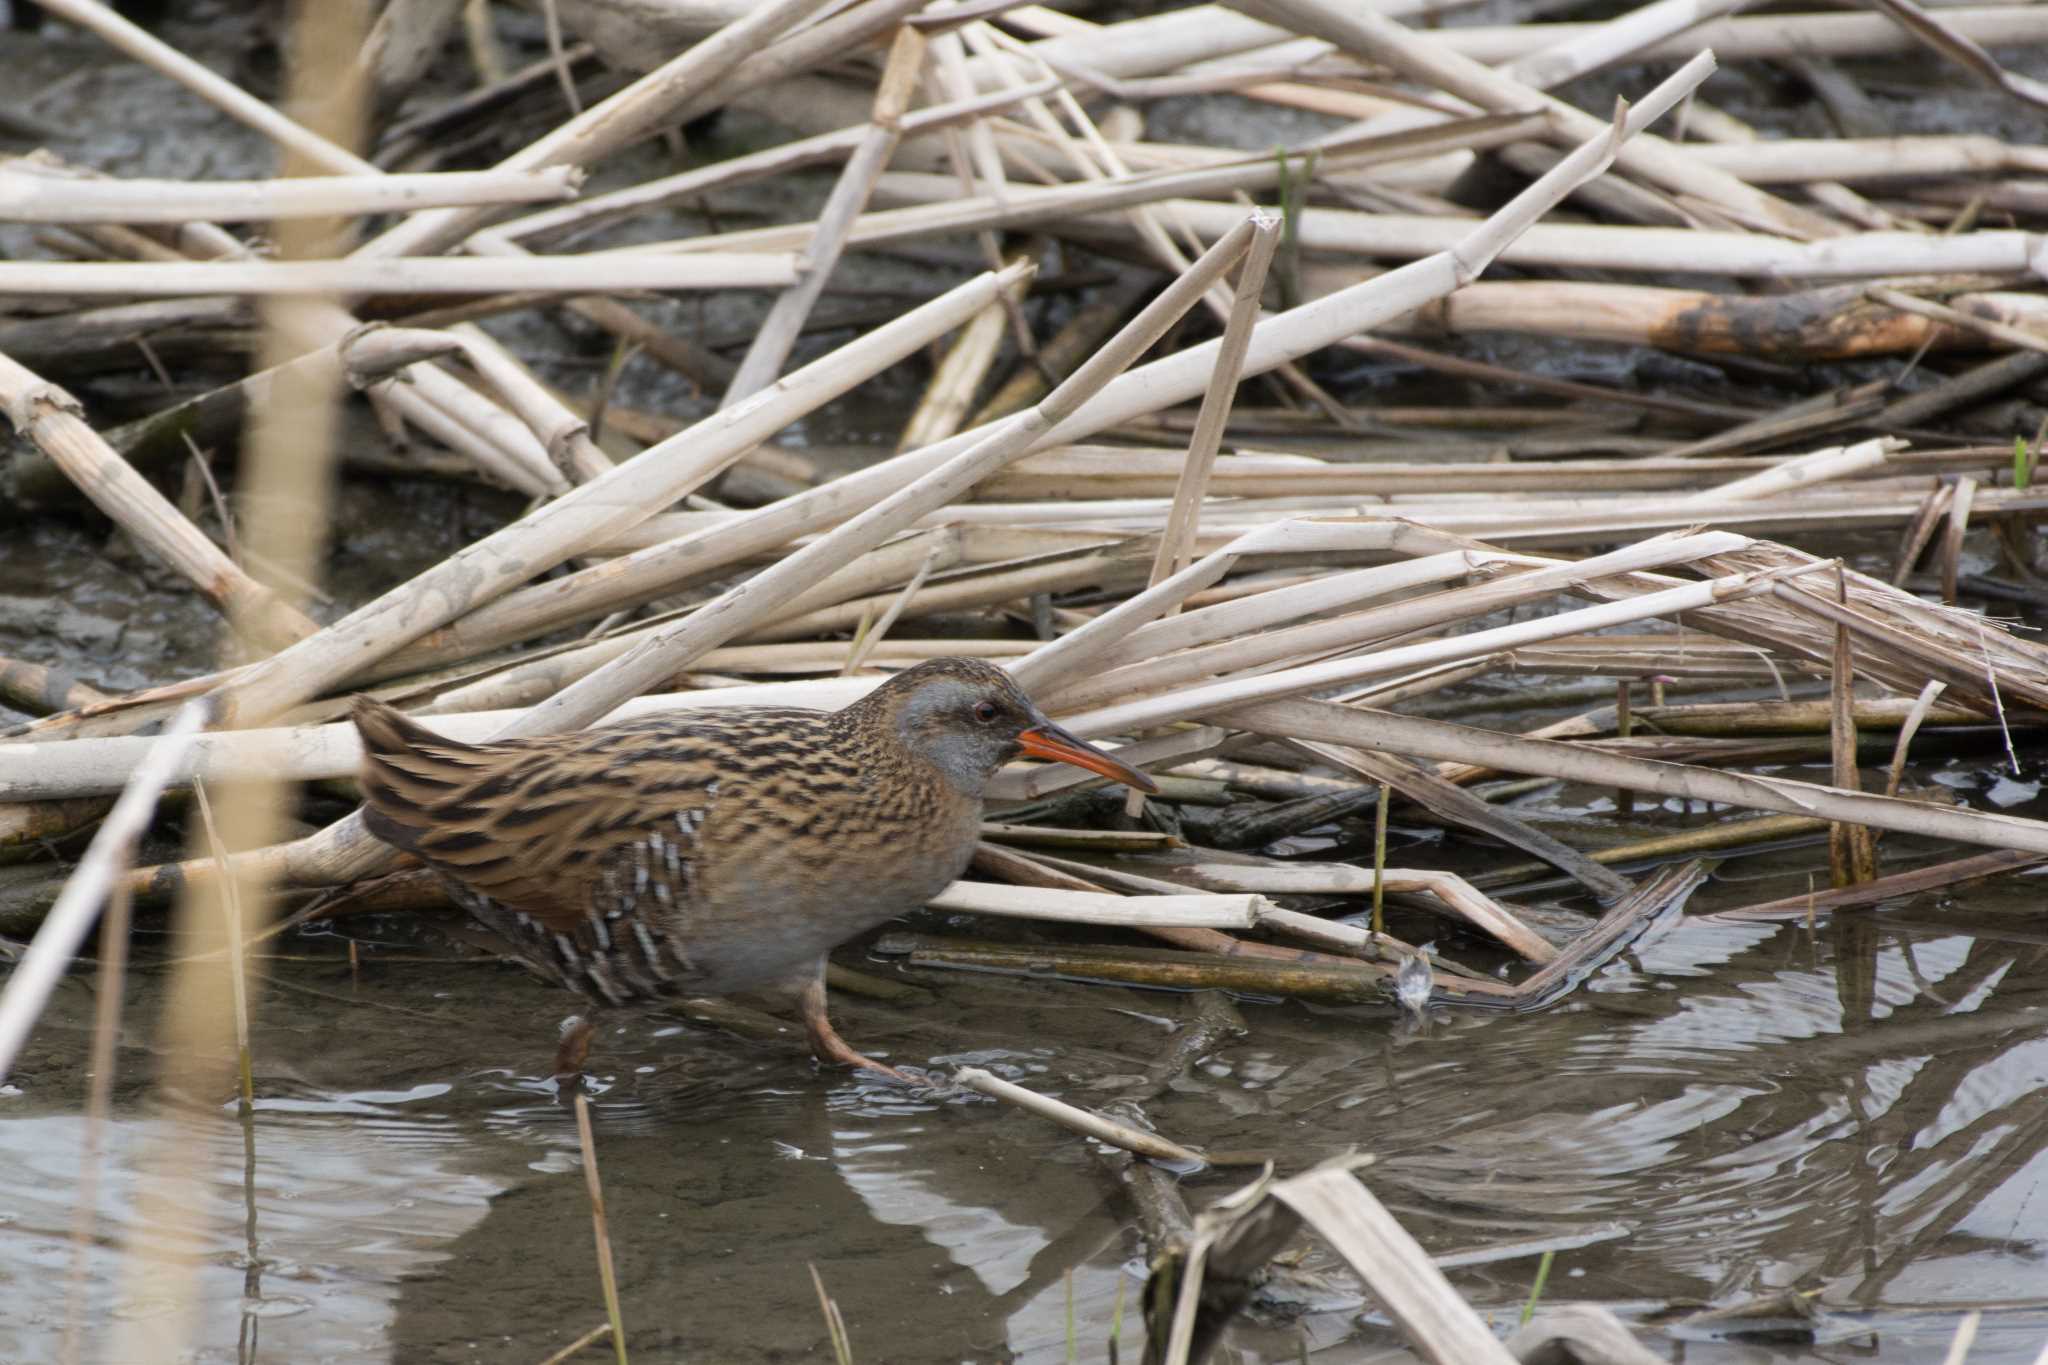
[6, 842, 2046, 1362]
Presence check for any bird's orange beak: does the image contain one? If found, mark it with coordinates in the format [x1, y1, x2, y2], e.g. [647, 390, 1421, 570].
[1017, 722, 1158, 794]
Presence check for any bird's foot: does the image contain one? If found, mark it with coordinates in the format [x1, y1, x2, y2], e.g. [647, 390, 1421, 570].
[801, 1003, 925, 1087]
[796, 963, 932, 1086]
[808, 1029, 926, 1088]
[552, 1013, 596, 1088]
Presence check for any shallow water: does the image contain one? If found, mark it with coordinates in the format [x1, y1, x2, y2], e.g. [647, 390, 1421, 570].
[6, 825, 2047, 1362]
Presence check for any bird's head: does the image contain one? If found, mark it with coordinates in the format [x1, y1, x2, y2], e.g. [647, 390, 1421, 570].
[860, 657, 1157, 799]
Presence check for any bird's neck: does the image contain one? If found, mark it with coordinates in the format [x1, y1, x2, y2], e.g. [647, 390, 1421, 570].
[836, 696, 990, 800]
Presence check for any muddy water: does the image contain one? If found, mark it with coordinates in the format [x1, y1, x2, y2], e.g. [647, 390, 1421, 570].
[5, 831, 2047, 1363]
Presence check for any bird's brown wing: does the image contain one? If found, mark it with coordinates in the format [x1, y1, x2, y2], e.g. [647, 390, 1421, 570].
[352, 697, 726, 938]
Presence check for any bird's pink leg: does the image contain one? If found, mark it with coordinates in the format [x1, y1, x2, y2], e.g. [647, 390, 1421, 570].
[798, 966, 919, 1086]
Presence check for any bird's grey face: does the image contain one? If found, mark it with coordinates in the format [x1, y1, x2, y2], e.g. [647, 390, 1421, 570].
[891, 663, 1159, 798]
[896, 676, 1037, 795]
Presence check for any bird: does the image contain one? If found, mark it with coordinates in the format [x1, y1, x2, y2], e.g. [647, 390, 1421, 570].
[350, 657, 1157, 1084]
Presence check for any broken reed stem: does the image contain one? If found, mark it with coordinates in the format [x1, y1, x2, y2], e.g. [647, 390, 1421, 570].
[1148, 211, 1282, 600]
[722, 23, 928, 406]
[445, 323, 602, 487]
[848, 170, 2048, 285]
[1716, 848, 2041, 921]
[1469, 813, 1829, 890]
[954, 1067, 1206, 1165]
[998, 4, 2048, 80]
[929, 882, 1263, 928]
[1161, 1231, 1212, 1365]
[897, 284, 1012, 451]
[892, 934, 1446, 1002]
[842, 545, 946, 674]
[534, 1323, 615, 1365]
[808, 1265, 855, 1365]
[1501, 0, 1747, 89]
[1615, 680, 1633, 816]
[1256, 0, 1812, 237]
[1273, 1162, 1519, 1365]
[574, 1093, 631, 1365]
[1885, 681, 1949, 798]
[1067, 553, 1821, 735]
[1178, 861, 1554, 963]
[1372, 782, 1390, 937]
[1829, 568, 1879, 886]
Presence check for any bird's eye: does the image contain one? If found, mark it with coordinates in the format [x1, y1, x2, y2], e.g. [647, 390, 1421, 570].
[973, 700, 1000, 722]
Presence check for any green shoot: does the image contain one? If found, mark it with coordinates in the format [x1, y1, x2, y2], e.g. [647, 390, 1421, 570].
[1520, 1250, 1556, 1326]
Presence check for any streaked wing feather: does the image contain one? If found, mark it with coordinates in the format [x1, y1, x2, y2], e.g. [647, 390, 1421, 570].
[355, 700, 735, 937]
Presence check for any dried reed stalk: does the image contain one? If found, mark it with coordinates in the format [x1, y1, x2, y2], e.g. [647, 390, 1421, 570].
[0, 160, 582, 221]
[0, 253, 800, 295]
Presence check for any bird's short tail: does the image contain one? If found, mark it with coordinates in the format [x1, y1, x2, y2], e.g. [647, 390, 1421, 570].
[351, 696, 483, 855]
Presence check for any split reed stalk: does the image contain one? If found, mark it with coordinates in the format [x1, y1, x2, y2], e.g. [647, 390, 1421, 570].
[574, 1094, 631, 1365]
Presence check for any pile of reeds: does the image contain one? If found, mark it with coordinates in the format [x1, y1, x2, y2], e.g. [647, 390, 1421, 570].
[4, 0, 2048, 1359]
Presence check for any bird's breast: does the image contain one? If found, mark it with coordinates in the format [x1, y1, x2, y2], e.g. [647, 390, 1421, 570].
[655, 766, 980, 993]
